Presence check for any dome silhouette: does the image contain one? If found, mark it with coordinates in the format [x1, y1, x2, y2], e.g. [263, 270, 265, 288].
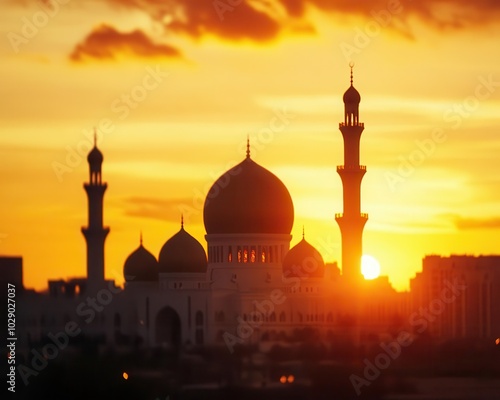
[283, 237, 325, 278]
[204, 156, 294, 234]
[123, 242, 158, 282]
[87, 145, 103, 165]
[343, 84, 361, 105]
[159, 225, 207, 273]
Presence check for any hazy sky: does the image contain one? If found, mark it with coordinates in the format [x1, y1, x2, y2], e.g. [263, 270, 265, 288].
[1, 0, 500, 291]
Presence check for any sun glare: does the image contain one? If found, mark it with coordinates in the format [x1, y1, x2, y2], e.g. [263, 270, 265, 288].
[361, 255, 381, 280]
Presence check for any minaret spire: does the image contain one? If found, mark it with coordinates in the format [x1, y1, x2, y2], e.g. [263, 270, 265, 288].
[82, 135, 109, 293]
[181, 214, 184, 229]
[246, 135, 251, 159]
[336, 66, 367, 283]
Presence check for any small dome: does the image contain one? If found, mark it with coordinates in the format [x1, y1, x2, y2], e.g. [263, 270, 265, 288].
[283, 238, 325, 278]
[159, 226, 207, 273]
[343, 84, 361, 105]
[123, 243, 158, 282]
[204, 157, 294, 235]
[87, 145, 103, 165]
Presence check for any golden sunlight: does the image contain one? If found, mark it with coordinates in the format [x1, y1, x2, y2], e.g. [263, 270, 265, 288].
[361, 255, 381, 280]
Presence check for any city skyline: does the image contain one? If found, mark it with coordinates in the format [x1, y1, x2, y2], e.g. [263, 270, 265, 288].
[1, 1, 500, 292]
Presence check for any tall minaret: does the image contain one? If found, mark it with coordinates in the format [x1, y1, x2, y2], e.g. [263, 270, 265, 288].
[81, 134, 109, 292]
[335, 64, 368, 283]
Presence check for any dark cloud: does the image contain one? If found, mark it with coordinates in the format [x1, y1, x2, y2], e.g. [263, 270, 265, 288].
[104, 0, 500, 43]
[169, 0, 281, 41]
[70, 24, 182, 62]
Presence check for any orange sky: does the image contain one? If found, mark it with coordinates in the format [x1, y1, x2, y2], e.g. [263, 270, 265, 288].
[1, 0, 500, 292]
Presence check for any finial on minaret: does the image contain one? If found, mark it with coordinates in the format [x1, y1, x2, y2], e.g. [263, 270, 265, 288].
[181, 214, 184, 229]
[246, 135, 251, 159]
[93, 127, 97, 147]
[139, 231, 143, 246]
[349, 62, 354, 86]
[302, 225, 305, 239]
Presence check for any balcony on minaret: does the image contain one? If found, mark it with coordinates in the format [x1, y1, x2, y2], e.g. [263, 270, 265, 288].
[337, 165, 366, 172]
[335, 213, 368, 220]
[339, 121, 364, 128]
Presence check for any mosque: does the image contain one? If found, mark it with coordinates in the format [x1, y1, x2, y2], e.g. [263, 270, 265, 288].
[17, 68, 499, 360]
[12, 68, 402, 354]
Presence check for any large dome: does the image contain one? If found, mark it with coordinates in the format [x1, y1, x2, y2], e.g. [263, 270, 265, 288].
[159, 225, 207, 273]
[123, 242, 158, 282]
[283, 237, 325, 278]
[204, 156, 294, 234]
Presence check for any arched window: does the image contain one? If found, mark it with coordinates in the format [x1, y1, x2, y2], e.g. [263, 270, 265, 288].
[114, 313, 121, 329]
[261, 246, 267, 263]
[269, 312, 276, 322]
[279, 312, 286, 322]
[195, 311, 203, 326]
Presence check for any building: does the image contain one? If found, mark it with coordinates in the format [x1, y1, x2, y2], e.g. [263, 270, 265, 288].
[410, 255, 500, 341]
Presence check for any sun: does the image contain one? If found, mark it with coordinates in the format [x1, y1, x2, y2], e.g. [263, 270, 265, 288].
[361, 255, 381, 280]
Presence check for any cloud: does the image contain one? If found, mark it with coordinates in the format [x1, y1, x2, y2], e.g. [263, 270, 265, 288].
[289, 0, 500, 30]
[106, 0, 500, 41]
[70, 24, 182, 62]
[166, 0, 284, 41]
[454, 216, 500, 230]
[18, 0, 500, 47]
[123, 196, 198, 223]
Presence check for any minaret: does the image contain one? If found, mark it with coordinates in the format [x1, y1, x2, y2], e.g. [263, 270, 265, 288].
[81, 133, 109, 292]
[335, 64, 368, 283]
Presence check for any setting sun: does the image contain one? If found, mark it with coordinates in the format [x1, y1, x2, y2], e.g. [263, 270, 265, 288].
[361, 255, 381, 280]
